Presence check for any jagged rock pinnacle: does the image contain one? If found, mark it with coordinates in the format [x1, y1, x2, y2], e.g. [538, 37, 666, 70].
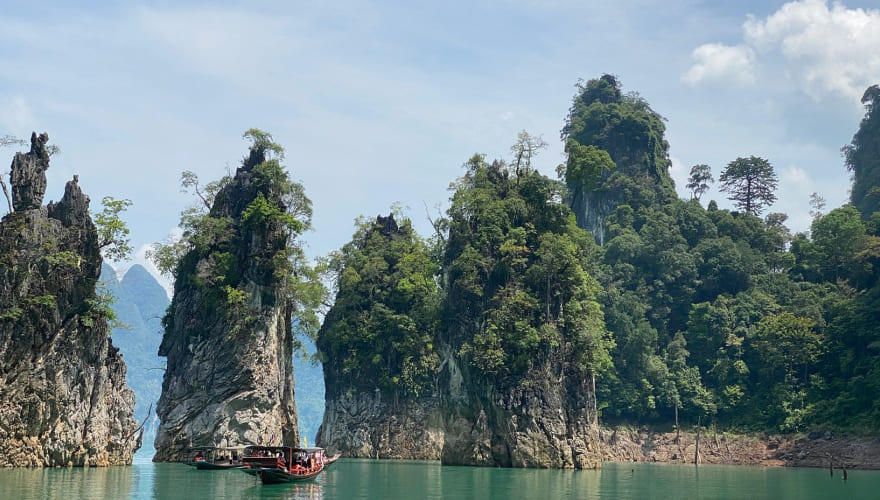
[10, 132, 50, 211]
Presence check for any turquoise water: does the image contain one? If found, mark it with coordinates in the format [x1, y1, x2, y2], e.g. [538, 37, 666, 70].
[0, 459, 877, 499]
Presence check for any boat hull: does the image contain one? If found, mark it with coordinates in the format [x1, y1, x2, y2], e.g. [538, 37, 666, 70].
[194, 461, 242, 470]
[256, 467, 323, 484]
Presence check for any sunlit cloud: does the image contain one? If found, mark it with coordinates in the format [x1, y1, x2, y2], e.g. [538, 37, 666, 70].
[682, 43, 756, 86]
[683, 0, 880, 101]
[744, 0, 880, 100]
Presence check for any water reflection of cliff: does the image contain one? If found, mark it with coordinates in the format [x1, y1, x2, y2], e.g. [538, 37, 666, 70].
[0, 466, 133, 499]
[443, 463, 601, 499]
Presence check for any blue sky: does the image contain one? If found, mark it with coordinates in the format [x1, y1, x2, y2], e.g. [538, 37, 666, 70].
[1, 0, 879, 292]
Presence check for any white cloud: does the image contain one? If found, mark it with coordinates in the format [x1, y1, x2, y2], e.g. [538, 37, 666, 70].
[0, 95, 36, 134]
[782, 165, 810, 184]
[744, 0, 880, 100]
[684, 0, 880, 101]
[682, 43, 756, 86]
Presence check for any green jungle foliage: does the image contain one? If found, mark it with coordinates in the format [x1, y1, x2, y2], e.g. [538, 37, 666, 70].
[560, 74, 677, 219]
[149, 129, 325, 346]
[319, 146, 612, 399]
[845, 85, 880, 219]
[567, 76, 880, 432]
[318, 214, 440, 398]
[318, 75, 880, 435]
[444, 154, 611, 386]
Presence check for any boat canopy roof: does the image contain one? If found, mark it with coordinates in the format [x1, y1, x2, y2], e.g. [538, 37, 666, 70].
[244, 445, 325, 453]
[189, 445, 250, 451]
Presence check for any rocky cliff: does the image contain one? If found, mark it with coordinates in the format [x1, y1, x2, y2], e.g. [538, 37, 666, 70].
[318, 392, 444, 460]
[440, 360, 601, 469]
[153, 139, 299, 461]
[599, 426, 880, 470]
[0, 132, 139, 467]
[318, 343, 601, 468]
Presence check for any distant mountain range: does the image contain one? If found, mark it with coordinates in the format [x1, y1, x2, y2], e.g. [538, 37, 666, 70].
[101, 263, 168, 461]
[102, 264, 324, 459]
[293, 338, 324, 445]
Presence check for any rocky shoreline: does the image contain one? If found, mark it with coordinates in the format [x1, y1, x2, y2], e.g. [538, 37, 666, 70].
[599, 426, 880, 470]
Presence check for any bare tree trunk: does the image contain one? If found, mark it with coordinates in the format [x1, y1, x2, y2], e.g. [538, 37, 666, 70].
[0, 175, 12, 214]
[675, 402, 680, 443]
[591, 372, 598, 426]
[694, 418, 701, 466]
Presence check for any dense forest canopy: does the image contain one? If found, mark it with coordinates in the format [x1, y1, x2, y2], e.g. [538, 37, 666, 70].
[317, 74, 880, 434]
[443, 153, 610, 386]
[317, 213, 440, 398]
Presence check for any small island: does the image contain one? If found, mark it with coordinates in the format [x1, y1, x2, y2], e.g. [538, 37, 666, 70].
[0, 133, 139, 467]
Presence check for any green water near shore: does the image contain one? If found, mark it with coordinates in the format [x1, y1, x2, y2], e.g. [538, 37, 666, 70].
[0, 459, 877, 499]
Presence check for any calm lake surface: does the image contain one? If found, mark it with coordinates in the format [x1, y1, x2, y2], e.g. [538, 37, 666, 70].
[1, 458, 877, 500]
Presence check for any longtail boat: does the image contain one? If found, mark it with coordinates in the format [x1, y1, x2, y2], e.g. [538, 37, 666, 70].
[241, 446, 327, 484]
[186, 446, 248, 470]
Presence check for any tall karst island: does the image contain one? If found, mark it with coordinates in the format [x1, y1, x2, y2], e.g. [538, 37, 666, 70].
[0, 133, 139, 467]
[153, 130, 317, 461]
[317, 136, 611, 467]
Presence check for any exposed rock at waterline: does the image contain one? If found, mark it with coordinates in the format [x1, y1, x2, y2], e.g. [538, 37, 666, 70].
[317, 392, 443, 460]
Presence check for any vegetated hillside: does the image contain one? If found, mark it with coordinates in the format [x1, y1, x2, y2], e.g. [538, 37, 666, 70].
[846, 85, 880, 220]
[563, 75, 880, 433]
[317, 74, 880, 450]
[318, 151, 608, 468]
[316, 214, 445, 460]
[102, 263, 168, 459]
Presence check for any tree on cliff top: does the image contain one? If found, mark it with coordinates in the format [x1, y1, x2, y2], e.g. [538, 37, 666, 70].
[719, 156, 778, 216]
[686, 164, 714, 202]
[94, 196, 134, 263]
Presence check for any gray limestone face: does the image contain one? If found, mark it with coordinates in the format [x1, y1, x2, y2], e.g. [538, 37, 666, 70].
[0, 155, 139, 467]
[316, 343, 602, 469]
[10, 132, 50, 211]
[153, 157, 298, 462]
